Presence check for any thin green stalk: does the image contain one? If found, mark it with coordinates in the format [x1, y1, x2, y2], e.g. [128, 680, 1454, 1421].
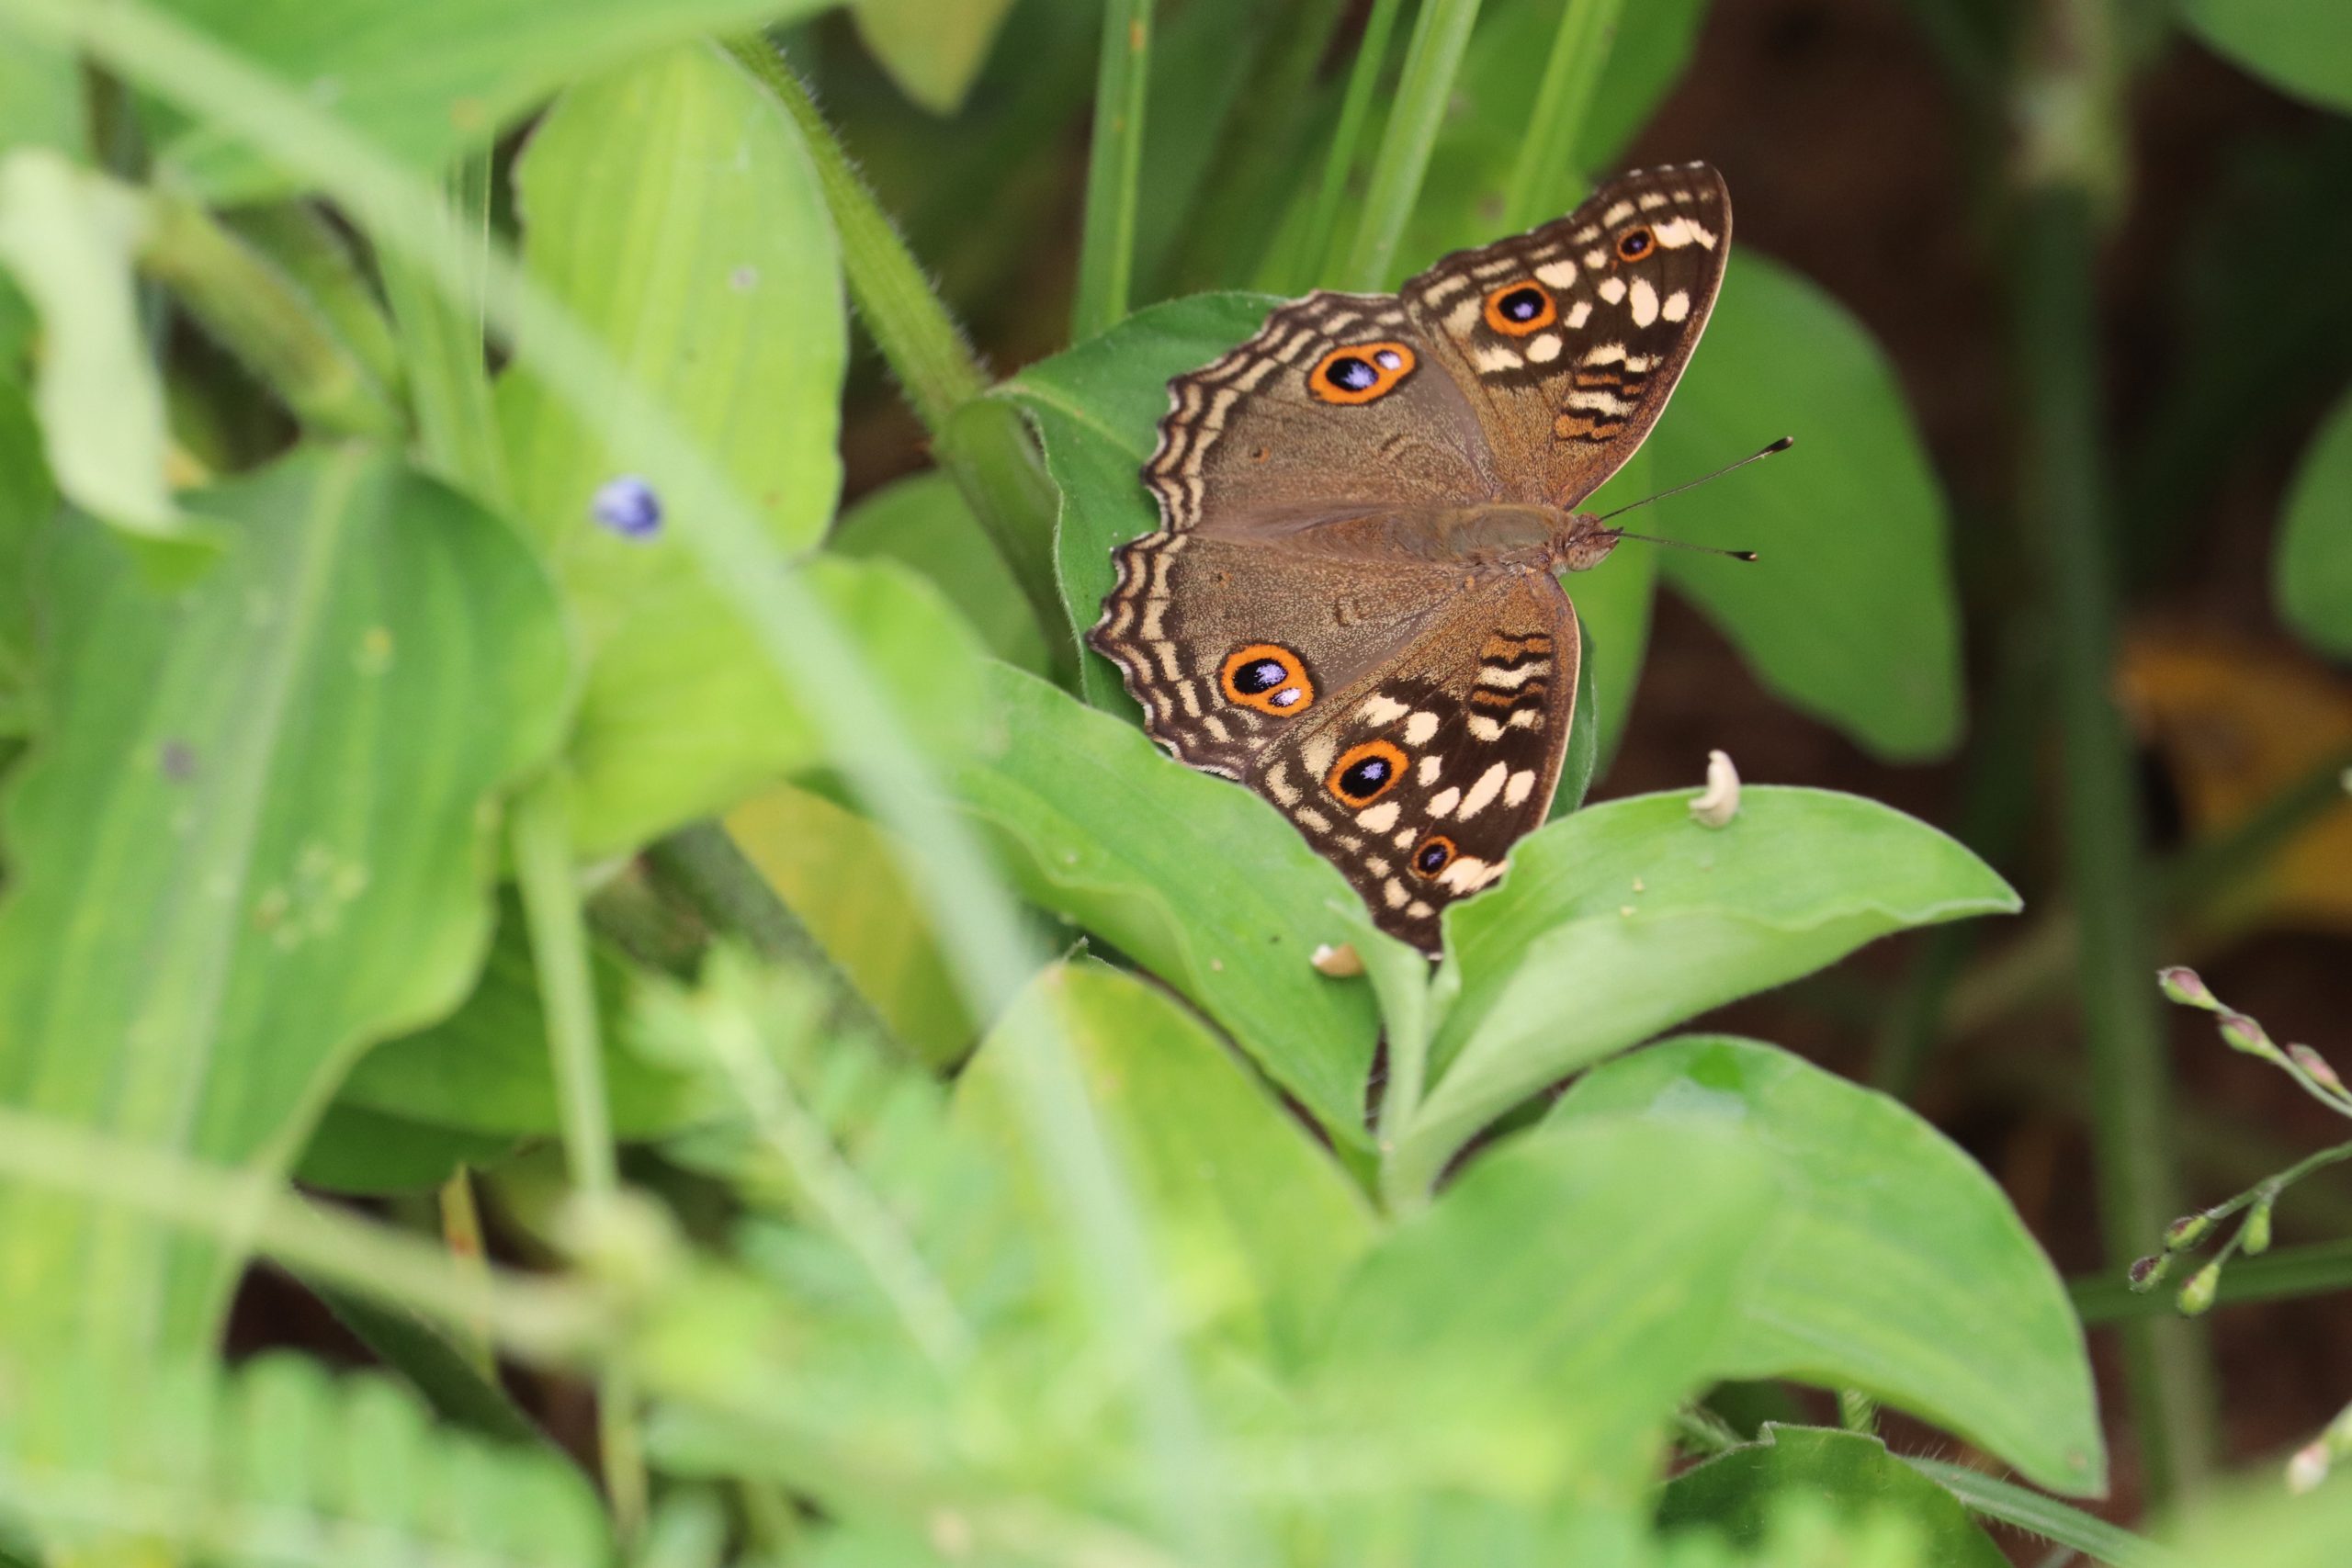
[1277, 0, 1406, 292]
[1071, 0, 1152, 341]
[2074, 1236, 2352, 1323]
[2012, 181, 2212, 1501]
[729, 39, 1067, 670]
[1905, 1458, 2177, 1568]
[33, 5, 1233, 1554]
[435, 1167, 496, 1378]
[510, 781, 643, 1536]
[1499, 0, 1622, 231]
[0, 1105, 608, 1360]
[378, 151, 505, 504]
[644, 820, 898, 1051]
[1339, 0, 1483, 289]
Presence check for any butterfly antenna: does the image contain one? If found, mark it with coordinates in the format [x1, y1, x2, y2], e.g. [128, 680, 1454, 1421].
[1591, 435, 1793, 541]
[1610, 529, 1758, 563]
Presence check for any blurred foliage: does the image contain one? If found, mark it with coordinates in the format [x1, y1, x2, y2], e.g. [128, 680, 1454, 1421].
[0, 0, 2346, 1563]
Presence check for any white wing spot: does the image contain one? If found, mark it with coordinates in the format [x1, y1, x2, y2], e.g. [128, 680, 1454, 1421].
[1302, 736, 1337, 778]
[1359, 694, 1409, 727]
[1383, 878, 1409, 909]
[1477, 660, 1548, 690]
[1467, 715, 1504, 740]
[1523, 333, 1562, 364]
[1406, 899, 1435, 919]
[1458, 762, 1510, 819]
[1662, 289, 1691, 323]
[1296, 807, 1332, 832]
[1417, 754, 1444, 784]
[1474, 344, 1524, 374]
[1565, 299, 1591, 328]
[1446, 297, 1482, 333]
[1504, 768, 1537, 807]
[1629, 278, 1659, 328]
[1403, 711, 1441, 746]
[1507, 708, 1543, 729]
[1438, 855, 1491, 894]
[1534, 259, 1577, 288]
[1426, 786, 1462, 817]
[1357, 800, 1401, 834]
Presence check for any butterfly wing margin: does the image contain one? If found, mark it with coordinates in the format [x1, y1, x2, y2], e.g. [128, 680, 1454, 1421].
[1402, 163, 1731, 511]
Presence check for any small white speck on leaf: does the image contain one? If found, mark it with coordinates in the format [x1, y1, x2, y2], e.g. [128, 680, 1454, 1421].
[1689, 749, 1740, 828]
[1311, 942, 1363, 977]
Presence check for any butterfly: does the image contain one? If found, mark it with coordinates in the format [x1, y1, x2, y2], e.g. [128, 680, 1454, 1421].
[1089, 164, 1731, 954]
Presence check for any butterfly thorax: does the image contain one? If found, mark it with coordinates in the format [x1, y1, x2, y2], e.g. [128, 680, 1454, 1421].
[1295, 505, 1620, 576]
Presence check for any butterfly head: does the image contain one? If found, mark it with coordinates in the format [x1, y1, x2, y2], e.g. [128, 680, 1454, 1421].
[1549, 513, 1623, 574]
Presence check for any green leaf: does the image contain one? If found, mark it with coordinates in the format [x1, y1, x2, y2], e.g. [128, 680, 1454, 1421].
[850, 0, 1019, 116]
[0, 150, 181, 539]
[725, 783, 979, 1068]
[153, 0, 838, 201]
[953, 661, 1422, 1147]
[1908, 1459, 2176, 1568]
[292, 1102, 515, 1196]
[499, 42, 981, 855]
[0, 376, 50, 737]
[1307, 1118, 1774, 1503]
[831, 469, 1050, 675]
[1001, 291, 1272, 713]
[1397, 787, 2017, 1189]
[2180, 0, 2352, 116]
[2166, 1472, 2352, 1568]
[0, 28, 85, 157]
[955, 962, 1376, 1362]
[1645, 254, 1962, 760]
[334, 897, 711, 1141]
[1659, 1426, 2007, 1567]
[1552, 1037, 2105, 1495]
[2276, 380, 2352, 655]
[0, 445, 571, 1351]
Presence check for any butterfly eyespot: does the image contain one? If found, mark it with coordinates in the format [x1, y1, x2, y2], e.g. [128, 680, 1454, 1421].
[1481, 282, 1557, 337]
[1309, 340, 1417, 404]
[1410, 835, 1458, 879]
[1326, 739, 1408, 807]
[1219, 643, 1316, 716]
[1615, 225, 1655, 261]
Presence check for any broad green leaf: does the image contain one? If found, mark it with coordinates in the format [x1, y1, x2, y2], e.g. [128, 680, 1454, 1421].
[334, 897, 710, 1141]
[1658, 1427, 2005, 1567]
[0, 377, 49, 735]
[2276, 381, 2352, 655]
[1645, 254, 1962, 760]
[2180, 0, 2352, 115]
[1307, 1118, 1773, 1503]
[500, 43, 979, 855]
[955, 661, 1423, 1147]
[956, 963, 1375, 1362]
[0, 151, 179, 539]
[153, 0, 836, 201]
[2168, 1473, 2352, 1567]
[0, 445, 571, 1352]
[1398, 788, 2017, 1188]
[1001, 291, 1270, 714]
[293, 1103, 515, 1196]
[1552, 1037, 2105, 1495]
[851, 0, 1018, 116]
[725, 783, 978, 1068]
[0, 28, 85, 157]
[831, 470, 1050, 675]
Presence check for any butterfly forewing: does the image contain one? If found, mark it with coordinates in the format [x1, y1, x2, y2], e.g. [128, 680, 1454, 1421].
[1403, 164, 1730, 510]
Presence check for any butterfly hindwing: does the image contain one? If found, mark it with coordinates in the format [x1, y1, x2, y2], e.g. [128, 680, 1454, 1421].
[1243, 574, 1578, 953]
[1403, 164, 1730, 511]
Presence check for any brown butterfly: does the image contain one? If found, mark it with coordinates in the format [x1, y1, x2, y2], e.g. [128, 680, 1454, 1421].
[1091, 164, 1732, 953]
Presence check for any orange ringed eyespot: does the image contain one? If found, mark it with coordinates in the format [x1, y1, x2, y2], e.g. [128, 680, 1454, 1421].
[1615, 225, 1655, 262]
[1482, 282, 1557, 336]
[1410, 835, 1458, 879]
[1325, 739, 1408, 807]
[1219, 644, 1316, 716]
[1309, 341, 1417, 404]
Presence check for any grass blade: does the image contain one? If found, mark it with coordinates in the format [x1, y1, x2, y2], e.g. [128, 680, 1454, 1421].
[1072, 0, 1153, 340]
[1499, 0, 1623, 231]
[1338, 0, 1483, 290]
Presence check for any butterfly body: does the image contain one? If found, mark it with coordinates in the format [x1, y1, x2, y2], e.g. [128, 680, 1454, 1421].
[1090, 165, 1732, 953]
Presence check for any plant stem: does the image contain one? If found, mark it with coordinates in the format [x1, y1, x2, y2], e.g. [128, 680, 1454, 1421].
[1340, 0, 1484, 290]
[378, 150, 506, 504]
[510, 781, 645, 1538]
[1279, 0, 1406, 292]
[2073, 1236, 2352, 1323]
[644, 820, 899, 1050]
[1071, 0, 1152, 341]
[1500, 0, 1622, 231]
[729, 38, 1068, 673]
[435, 1167, 496, 1377]
[2010, 177, 2212, 1502]
[0, 1105, 608, 1360]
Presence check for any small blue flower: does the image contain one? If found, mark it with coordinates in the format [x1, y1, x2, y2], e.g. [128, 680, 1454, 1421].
[592, 475, 662, 540]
